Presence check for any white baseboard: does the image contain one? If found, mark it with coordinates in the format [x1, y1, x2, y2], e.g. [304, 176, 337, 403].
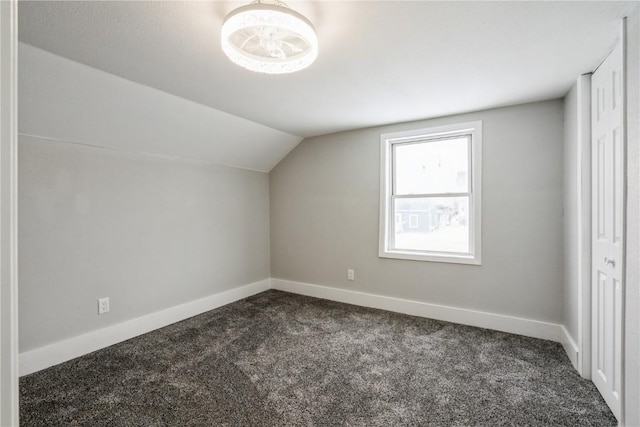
[560, 326, 580, 371]
[271, 278, 564, 343]
[19, 279, 270, 376]
[20, 277, 574, 377]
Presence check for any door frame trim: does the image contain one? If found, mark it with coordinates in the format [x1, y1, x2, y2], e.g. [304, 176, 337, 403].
[0, 0, 20, 424]
[619, 17, 628, 426]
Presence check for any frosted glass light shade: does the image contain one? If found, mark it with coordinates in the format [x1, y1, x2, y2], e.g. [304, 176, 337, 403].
[221, 3, 318, 74]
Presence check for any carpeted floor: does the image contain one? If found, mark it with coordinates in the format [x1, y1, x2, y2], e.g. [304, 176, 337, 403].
[20, 290, 616, 426]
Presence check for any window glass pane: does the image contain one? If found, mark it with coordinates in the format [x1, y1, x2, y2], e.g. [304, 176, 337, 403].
[394, 137, 469, 195]
[393, 197, 469, 254]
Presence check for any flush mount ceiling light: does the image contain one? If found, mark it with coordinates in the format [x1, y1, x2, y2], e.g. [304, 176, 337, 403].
[221, 1, 318, 74]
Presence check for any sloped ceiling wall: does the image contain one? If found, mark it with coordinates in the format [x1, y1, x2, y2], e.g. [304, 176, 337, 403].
[18, 43, 303, 173]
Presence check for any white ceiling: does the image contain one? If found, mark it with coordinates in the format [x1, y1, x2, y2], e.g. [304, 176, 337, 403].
[18, 1, 636, 138]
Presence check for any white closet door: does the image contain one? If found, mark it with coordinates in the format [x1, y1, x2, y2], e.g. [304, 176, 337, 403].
[591, 38, 625, 421]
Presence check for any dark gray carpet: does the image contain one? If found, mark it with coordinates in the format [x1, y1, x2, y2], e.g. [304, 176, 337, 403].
[20, 290, 615, 426]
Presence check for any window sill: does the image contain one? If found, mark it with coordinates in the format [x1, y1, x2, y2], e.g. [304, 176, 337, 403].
[379, 250, 481, 265]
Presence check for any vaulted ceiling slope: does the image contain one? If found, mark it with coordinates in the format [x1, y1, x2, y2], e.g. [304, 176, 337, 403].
[19, 1, 635, 140]
[19, 43, 301, 172]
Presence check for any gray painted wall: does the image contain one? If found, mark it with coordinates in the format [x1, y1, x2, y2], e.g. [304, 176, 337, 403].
[19, 136, 270, 352]
[270, 100, 564, 324]
[624, 5, 640, 425]
[563, 81, 580, 343]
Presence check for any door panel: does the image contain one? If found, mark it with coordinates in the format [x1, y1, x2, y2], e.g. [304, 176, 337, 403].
[597, 272, 606, 378]
[596, 136, 607, 240]
[613, 128, 623, 243]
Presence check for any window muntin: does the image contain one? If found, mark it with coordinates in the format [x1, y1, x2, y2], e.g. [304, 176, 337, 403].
[379, 121, 481, 264]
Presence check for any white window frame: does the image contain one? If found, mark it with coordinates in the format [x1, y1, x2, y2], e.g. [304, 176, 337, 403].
[379, 121, 482, 265]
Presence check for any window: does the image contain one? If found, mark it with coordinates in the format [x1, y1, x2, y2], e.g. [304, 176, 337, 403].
[379, 121, 482, 264]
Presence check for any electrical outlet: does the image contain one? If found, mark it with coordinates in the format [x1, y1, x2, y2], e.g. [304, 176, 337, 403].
[98, 297, 110, 314]
[347, 269, 355, 281]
